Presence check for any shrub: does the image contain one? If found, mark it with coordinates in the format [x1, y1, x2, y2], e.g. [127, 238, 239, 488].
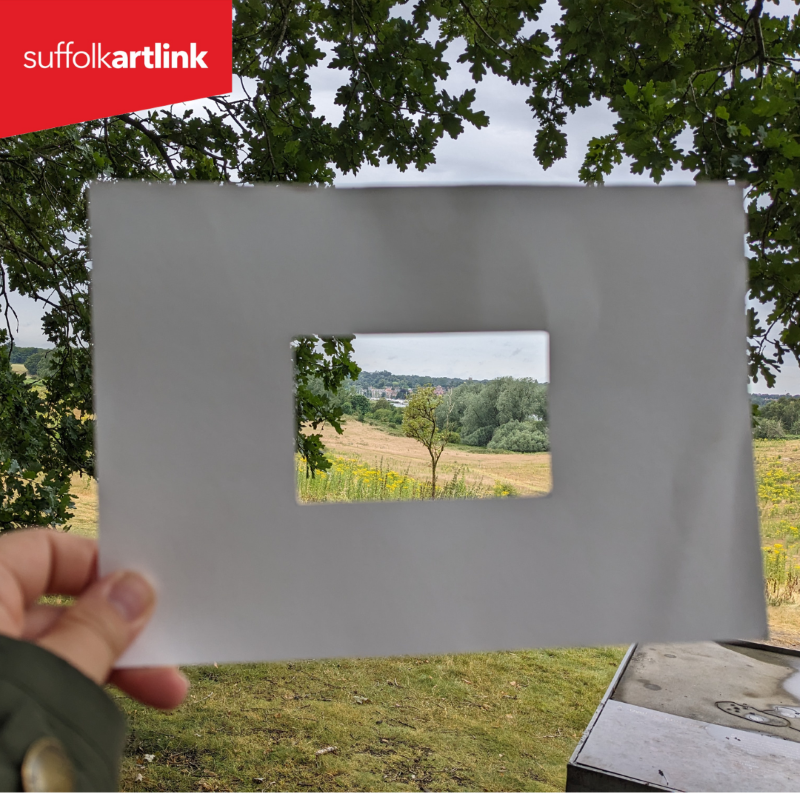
[487, 420, 549, 453]
[462, 425, 495, 447]
[754, 418, 787, 439]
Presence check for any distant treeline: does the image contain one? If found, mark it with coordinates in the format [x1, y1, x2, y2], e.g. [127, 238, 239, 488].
[351, 370, 486, 392]
[751, 393, 800, 408]
[339, 376, 550, 453]
[4, 346, 53, 376]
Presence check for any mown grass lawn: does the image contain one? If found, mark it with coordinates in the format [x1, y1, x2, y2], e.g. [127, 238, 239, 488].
[115, 647, 626, 792]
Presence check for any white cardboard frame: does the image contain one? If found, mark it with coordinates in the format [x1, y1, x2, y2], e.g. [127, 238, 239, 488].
[90, 183, 766, 667]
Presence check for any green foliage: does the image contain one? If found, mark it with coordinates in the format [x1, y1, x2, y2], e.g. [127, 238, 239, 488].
[6, 346, 46, 365]
[527, 0, 800, 386]
[22, 348, 55, 377]
[754, 418, 787, 439]
[0, 337, 76, 530]
[487, 419, 549, 453]
[462, 425, 496, 448]
[294, 336, 361, 476]
[23, 351, 44, 375]
[453, 378, 549, 452]
[493, 481, 518, 497]
[759, 396, 800, 435]
[345, 394, 372, 416]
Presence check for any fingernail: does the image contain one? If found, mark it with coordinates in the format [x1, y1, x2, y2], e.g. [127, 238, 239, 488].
[107, 572, 154, 622]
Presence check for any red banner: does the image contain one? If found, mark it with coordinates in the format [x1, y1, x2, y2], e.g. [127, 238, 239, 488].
[0, 0, 232, 137]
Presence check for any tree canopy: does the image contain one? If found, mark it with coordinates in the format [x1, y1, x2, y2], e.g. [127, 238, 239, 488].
[1, 0, 798, 528]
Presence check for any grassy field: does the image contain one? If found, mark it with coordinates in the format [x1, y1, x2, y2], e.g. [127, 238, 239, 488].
[116, 648, 625, 792]
[753, 439, 800, 606]
[312, 418, 552, 497]
[54, 436, 800, 791]
[298, 455, 487, 502]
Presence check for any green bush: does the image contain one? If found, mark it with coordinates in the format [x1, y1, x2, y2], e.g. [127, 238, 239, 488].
[349, 394, 371, 415]
[462, 425, 495, 447]
[754, 418, 787, 439]
[487, 420, 549, 453]
[759, 397, 800, 434]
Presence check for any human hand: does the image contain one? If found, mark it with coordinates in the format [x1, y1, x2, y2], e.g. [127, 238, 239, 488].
[0, 528, 188, 709]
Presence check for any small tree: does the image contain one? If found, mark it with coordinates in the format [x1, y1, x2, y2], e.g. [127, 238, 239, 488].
[402, 386, 454, 498]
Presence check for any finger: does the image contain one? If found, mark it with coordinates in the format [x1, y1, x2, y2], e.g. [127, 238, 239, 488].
[0, 529, 96, 622]
[36, 570, 155, 685]
[21, 604, 67, 640]
[110, 667, 190, 710]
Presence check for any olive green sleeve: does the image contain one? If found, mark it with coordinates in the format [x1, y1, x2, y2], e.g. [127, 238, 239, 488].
[0, 634, 126, 791]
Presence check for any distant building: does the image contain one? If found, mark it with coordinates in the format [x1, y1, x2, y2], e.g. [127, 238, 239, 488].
[433, 385, 446, 396]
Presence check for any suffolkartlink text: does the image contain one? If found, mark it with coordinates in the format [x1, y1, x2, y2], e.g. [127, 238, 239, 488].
[23, 42, 208, 69]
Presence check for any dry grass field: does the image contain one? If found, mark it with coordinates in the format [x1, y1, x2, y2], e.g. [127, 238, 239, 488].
[10, 363, 26, 375]
[66, 474, 98, 538]
[315, 418, 552, 497]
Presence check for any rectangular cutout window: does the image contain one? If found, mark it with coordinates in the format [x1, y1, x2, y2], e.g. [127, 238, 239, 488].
[294, 331, 551, 503]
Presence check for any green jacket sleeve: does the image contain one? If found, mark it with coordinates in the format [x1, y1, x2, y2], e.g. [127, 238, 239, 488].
[0, 635, 126, 791]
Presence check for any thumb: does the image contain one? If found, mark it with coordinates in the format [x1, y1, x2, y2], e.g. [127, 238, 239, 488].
[36, 571, 156, 685]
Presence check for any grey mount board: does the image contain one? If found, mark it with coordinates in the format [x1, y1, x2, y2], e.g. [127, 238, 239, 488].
[89, 183, 766, 667]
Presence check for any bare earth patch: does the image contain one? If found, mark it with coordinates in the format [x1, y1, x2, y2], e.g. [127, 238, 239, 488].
[316, 418, 552, 497]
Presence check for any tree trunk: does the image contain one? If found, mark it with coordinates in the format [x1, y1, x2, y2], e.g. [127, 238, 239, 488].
[431, 459, 437, 499]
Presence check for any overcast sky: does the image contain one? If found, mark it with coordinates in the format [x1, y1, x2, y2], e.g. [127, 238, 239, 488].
[9, 0, 800, 392]
[351, 331, 550, 382]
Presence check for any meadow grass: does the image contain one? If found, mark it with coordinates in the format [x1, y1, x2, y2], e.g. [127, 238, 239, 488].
[297, 455, 486, 502]
[754, 439, 800, 605]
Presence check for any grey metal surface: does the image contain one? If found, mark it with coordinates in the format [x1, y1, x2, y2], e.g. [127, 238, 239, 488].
[613, 641, 800, 741]
[575, 699, 800, 792]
